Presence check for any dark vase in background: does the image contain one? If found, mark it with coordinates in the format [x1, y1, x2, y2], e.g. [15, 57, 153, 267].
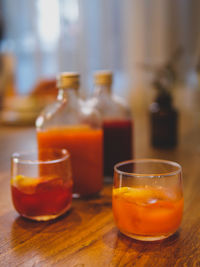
[150, 91, 178, 149]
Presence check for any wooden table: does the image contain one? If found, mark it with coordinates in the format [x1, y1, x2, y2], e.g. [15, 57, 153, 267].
[0, 88, 200, 266]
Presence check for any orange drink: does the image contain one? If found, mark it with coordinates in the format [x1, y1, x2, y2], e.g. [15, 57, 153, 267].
[112, 159, 183, 241]
[113, 186, 183, 239]
[37, 125, 103, 197]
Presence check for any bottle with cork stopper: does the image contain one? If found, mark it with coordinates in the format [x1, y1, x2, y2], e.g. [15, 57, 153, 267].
[36, 72, 103, 198]
[88, 70, 133, 180]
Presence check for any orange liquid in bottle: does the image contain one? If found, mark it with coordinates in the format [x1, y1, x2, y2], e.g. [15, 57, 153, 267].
[112, 186, 183, 238]
[37, 126, 103, 197]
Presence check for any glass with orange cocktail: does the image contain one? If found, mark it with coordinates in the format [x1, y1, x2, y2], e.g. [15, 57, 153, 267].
[112, 159, 183, 241]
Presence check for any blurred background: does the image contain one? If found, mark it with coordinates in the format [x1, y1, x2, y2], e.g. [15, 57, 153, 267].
[0, 0, 200, 124]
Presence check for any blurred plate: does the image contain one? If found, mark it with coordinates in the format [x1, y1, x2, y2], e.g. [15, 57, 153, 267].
[0, 96, 45, 126]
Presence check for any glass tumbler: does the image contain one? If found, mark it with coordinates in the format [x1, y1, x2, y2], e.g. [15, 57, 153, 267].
[112, 159, 184, 241]
[11, 149, 73, 221]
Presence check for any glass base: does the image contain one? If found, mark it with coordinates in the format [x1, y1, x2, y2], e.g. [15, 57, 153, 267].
[72, 193, 81, 199]
[120, 229, 174, 241]
[104, 176, 113, 184]
[72, 191, 101, 199]
[20, 204, 71, 221]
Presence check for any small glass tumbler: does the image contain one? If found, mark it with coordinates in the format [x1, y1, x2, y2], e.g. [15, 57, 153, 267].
[112, 159, 184, 241]
[11, 149, 73, 221]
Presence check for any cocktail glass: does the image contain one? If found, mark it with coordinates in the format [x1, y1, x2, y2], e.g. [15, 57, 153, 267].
[112, 159, 183, 241]
[11, 149, 73, 221]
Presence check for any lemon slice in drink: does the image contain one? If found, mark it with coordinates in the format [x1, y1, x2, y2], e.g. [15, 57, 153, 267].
[113, 186, 166, 204]
[113, 186, 177, 206]
[113, 186, 154, 197]
[11, 175, 41, 194]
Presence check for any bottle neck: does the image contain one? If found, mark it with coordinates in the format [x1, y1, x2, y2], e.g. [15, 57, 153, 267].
[155, 91, 173, 109]
[93, 84, 112, 96]
[57, 87, 79, 106]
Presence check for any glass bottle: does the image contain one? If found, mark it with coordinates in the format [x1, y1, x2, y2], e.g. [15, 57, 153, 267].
[36, 72, 103, 198]
[88, 70, 133, 179]
[149, 89, 178, 148]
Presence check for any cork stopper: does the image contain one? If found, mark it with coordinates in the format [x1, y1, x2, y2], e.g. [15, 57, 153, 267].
[57, 72, 80, 89]
[94, 70, 113, 86]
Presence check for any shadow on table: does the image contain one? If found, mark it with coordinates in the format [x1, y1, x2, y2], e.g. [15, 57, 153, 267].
[10, 208, 82, 256]
[103, 226, 180, 252]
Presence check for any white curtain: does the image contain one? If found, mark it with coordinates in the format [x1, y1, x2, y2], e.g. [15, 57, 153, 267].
[1, 0, 200, 95]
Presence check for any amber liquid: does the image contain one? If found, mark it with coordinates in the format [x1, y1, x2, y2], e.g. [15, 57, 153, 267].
[112, 186, 183, 240]
[103, 120, 133, 177]
[11, 176, 72, 219]
[37, 126, 103, 197]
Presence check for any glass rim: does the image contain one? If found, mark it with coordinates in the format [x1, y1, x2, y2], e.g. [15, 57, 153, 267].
[114, 158, 182, 177]
[11, 149, 70, 165]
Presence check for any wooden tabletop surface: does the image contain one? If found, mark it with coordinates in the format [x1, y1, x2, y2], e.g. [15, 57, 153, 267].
[0, 88, 200, 266]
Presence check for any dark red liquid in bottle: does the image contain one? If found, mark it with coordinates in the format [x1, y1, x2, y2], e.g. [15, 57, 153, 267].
[103, 120, 133, 177]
